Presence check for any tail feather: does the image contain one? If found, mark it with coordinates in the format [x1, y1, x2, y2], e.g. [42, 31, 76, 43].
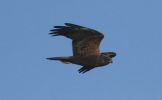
[47, 57, 63, 60]
[47, 57, 71, 64]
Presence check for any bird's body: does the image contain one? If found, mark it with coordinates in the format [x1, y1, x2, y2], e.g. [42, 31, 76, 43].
[47, 23, 116, 73]
[49, 54, 110, 67]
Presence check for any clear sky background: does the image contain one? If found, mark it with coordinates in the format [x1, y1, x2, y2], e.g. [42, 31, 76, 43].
[0, 0, 162, 100]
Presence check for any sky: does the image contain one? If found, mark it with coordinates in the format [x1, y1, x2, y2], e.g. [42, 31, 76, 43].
[0, 0, 162, 100]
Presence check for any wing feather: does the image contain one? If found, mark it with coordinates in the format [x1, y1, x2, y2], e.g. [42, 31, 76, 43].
[72, 35, 103, 56]
[49, 23, 104, 56]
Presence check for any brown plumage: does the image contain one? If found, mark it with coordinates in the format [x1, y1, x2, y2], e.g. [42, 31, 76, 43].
[47, 23, 116, 73]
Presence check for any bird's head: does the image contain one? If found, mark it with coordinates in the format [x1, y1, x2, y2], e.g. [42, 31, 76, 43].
[101, 52, 116, 63]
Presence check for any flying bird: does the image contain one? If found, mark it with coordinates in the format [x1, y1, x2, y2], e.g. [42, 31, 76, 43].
[47, 23, 116, 73]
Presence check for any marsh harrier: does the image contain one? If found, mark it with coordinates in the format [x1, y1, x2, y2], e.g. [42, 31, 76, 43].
[47, 23, 116, 73]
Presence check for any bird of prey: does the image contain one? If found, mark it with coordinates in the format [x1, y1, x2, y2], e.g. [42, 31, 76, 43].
[47, 23, 116, 73]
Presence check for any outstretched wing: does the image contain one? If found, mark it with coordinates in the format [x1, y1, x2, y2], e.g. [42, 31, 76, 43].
[49, 23, 104, 56]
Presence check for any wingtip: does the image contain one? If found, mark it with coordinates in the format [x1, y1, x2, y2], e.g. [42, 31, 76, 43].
[64, 23, 83, 28]
[48, 32, 59, 36]
[64, 23, 73, 26]
[54, 26, 65, 28]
